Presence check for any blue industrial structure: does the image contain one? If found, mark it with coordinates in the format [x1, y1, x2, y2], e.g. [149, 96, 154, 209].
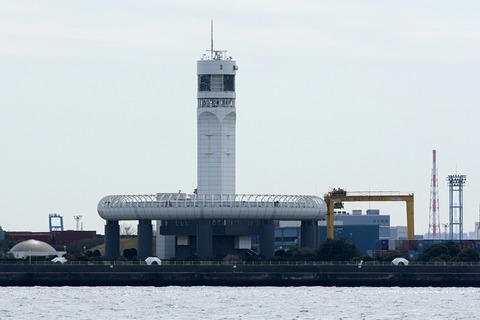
[319, 225, 380, 255]
[273, 209, 391, 255]
[274, 225, 381, 256]
[48, 214, 64, 232]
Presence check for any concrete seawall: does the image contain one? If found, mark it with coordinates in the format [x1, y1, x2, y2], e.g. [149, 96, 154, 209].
[2, 263, 480, 287]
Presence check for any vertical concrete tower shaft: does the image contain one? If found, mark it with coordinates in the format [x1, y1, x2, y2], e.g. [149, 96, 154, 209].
[197, 49, 238, 196]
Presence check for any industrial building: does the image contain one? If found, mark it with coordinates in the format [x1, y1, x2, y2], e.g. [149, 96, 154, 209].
[275, 209, 393, 255]
[0, 215, 97, 248]
[322, 209, 391, 238]
[274, 224, 380, 255]
[4, 230, 96, 246]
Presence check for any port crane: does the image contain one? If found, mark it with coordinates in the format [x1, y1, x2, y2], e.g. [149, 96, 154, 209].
[324, 189, 415, 240]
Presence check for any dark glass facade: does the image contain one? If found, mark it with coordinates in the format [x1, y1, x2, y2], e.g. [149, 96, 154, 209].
[198, 74, 235, 92]
[198, 75, 211, 91]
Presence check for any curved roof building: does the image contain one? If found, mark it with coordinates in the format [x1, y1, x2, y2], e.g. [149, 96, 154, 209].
[98, 193, 326, 221]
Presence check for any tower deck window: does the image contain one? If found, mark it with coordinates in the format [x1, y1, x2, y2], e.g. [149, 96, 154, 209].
[223, 75, 235, 91]
[198, 74, 235, 92]
[198, 75, 211, 91]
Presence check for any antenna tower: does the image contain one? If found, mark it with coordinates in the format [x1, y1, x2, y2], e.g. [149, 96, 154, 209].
[210, 20, 214, 57]
[73, 215, 83, 231]
[428, 150, 441, 239]
[447, 174, 466, 240]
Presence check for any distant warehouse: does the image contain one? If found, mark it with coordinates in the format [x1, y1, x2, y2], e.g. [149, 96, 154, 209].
[5, 230, 96, 246]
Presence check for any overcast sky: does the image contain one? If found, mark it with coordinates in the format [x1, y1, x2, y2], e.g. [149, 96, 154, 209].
[1, 1, 479, 236]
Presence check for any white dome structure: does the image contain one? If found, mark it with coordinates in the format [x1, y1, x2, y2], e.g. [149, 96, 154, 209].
[9, 239, 65, 259]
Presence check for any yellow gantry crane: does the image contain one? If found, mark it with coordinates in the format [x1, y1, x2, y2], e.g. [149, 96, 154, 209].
[324, 189, 415, 240]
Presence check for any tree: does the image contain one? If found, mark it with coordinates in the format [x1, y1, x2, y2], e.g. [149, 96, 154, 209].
[418, 242, 462, 262]
[316, 239, 361, 261]
[452, 248, 480, 262]
[123, 248, 138, 260]
[275, 249, 288, 258]
[292, 247, 318, 261]
[120, 223, 137, 236]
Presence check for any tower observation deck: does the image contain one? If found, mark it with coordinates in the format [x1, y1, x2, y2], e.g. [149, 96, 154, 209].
[97, 28, 327, 260]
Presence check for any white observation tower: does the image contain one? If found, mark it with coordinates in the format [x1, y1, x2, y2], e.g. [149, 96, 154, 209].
[197, 27, 238, 196]
[97, 24, 327, 260]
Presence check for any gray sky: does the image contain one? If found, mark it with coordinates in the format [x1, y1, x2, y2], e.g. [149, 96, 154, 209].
[1, 1, 479, 235]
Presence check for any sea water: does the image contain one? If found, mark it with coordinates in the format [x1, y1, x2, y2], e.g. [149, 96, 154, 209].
[0, 286, 478, 319]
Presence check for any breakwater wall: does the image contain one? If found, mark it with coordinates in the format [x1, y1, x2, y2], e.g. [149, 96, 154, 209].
[1, 263, 480, 287]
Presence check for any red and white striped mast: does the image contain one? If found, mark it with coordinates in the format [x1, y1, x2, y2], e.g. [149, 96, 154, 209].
[428, 149, 441, 239]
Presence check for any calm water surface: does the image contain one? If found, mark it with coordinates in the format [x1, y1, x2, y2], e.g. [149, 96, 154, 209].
[0, 286, 478, 319]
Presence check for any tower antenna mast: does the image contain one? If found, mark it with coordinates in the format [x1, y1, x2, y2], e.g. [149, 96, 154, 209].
[210, 20, 214, 57]
[74, 215, 83, 231]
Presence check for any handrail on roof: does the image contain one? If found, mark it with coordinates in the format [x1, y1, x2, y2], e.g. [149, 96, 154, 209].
[99, 193, 327, 209]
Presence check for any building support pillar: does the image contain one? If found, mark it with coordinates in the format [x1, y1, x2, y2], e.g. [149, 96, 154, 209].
[300, 220, 318, 249]
[155, 220, 176, 259]
[137, 219, 153, 260]
[196, 220, 212, 259]
[260, 220, 275, 258]
[104, 220, 120, 260]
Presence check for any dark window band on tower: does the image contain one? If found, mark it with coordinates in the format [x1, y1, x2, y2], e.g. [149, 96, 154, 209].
[223, 75, 235, 91]
[198, 74, 235, 92]
[198, 75, 211, 91]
